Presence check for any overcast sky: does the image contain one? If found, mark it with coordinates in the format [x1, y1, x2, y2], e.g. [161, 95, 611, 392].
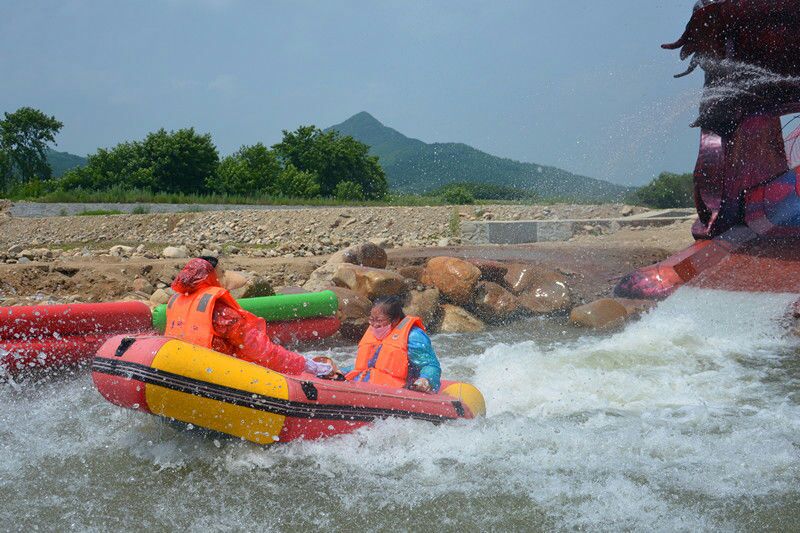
[1, 0, 702, 185]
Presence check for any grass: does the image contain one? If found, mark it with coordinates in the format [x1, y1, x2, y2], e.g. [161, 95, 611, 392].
[448, 207, 461, 237]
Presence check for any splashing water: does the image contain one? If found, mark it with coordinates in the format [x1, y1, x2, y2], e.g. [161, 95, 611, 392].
[1, 287, 799, 530]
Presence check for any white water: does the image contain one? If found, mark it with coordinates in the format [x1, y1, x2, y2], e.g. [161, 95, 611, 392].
[2, 287, 799, 530]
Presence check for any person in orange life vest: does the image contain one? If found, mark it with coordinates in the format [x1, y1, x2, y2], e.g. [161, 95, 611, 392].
[166, 257, 334, 376]
[345, 295, 441, 392]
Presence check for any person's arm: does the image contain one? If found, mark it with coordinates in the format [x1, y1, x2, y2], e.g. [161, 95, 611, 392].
[407, 327, 441, 392]
[213, 302, 307, 375]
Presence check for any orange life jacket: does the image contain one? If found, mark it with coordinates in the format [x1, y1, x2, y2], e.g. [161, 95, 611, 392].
[164, 286, 239, 348]
[346, 316, 424, 388]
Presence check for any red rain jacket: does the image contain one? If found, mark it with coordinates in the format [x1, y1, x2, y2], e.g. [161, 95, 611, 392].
[170, 258, 306, 375]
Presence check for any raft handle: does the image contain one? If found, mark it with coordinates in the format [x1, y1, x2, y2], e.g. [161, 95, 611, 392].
[300, 381, 318, 401]
[114, 337, 137, 357]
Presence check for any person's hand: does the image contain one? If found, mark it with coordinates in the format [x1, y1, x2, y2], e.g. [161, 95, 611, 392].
[410, 378, 432, 393]
[313, 356, 345, 380]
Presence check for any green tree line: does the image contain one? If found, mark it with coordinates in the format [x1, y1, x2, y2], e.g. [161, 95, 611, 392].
[0, 107, 388, 201]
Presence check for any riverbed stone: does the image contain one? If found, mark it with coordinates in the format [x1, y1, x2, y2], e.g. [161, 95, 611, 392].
[420, 256, 481, 305]
[161, 245, 188, 259]
[468, 259, 509, 283]
[404, 288, 442, 331]
[570, 298, 628, 329]
[329, 286, 373, 341]
[302, 262, 339, 292]
[472, 281, 519, 322]
[150, 288, 171, 305]
[327, 242, 388, 269]
[332, 264, 407, 300]
[439, 304, 485, 333]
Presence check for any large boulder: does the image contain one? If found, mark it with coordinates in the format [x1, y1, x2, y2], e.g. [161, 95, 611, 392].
[240, 276, 275, 298]
[329, 286, 373, 341]
[275, 285, 309, 295]
[404, 288, 442, 332]
[302, 263, 339, 292]
[398, 265, 425, 283]
[439, 304, 485, 333]
[223, 271, 248, 291]
[471, 281, 519, 322]
[468, 259, 508, 283]
[570, 298, 629, 329]
[505, 264, 571, 314]
[420, 256, 481, 305]
[332, 264, 407, 300]
[328, 242, 388, 269]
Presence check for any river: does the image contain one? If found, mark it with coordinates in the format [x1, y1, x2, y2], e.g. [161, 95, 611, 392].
[1, 287, 799, 531]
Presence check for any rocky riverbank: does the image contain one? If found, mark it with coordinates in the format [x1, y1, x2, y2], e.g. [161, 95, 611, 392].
[0, 202, 694, 337]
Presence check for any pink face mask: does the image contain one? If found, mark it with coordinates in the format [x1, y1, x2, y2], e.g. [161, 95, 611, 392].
[372, 324, 392, 340]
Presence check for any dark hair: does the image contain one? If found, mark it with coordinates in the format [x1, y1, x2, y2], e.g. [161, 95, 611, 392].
[198, 256, 219, 269]
[372, 295, 405, 323]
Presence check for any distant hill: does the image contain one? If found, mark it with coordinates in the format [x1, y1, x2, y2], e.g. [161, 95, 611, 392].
[46, 148, 86, 177]
[328, 111, 631, 202]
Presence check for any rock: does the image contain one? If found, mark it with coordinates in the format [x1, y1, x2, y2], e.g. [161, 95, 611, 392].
[472, 281, 519, 322]
[616, 298, 657, 318]
[404, 288, 442, 331]
[161, 246, 188, 259]
[621, 205, 634, 217]
[110, 245, 135, 257]
[468, 259, 508, 283]
[200, 248, 218, 257]
[8, 244, 23, 254]
[437, 238, 451, 247]
[570, 298, 629, 329]
[504, 264, 565, 294]
[132, 277, 155, 294]
[332, 264, 407, 300]
[302, 263, 339, 292]
[329, 286, 373, 341]
[150, 288, 171, 305]
[241, 276, 274, 298]
[223, 271, 248, 291]
[439, 304, 485, 333]
[328, 242, 388, 269]
[17, 257, 31, 264]
[517, 277, 572, 314]
[398, 265, 425, 282]
[275, 286, 309, 295]
[420, 256, 481, 305]
[368, 237, 393, 249]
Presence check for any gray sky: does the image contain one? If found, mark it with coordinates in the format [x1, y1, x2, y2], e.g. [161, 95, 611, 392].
[1, 0, 702, 185]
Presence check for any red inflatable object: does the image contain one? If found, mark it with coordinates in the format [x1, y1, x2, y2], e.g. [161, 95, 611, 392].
[265, 316, 341, 346]
[0, 301, 152, 341]
[0, 334, 109, 374]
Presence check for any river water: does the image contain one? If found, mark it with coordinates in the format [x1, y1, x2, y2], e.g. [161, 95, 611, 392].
[2, 287, 799, 531]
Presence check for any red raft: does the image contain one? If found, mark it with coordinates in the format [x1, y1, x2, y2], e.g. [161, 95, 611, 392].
[92, 335, 486, 444]
[0, 301, 152, 375]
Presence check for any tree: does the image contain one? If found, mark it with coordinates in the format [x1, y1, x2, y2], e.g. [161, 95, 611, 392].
[440, 185, 475, 205]
[0, 107, 63, 191]
[631, 172, 694, 208]
[273, 164, 320, 198]
[273, 126, 388, 199]
[210, 143, 282, 195]
[334, 180, 365, 201]
[142, 128, 218, 193]
[60, 128, 218, 194]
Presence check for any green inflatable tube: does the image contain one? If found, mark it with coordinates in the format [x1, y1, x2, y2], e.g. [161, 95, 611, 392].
[152, 290, 338, 332]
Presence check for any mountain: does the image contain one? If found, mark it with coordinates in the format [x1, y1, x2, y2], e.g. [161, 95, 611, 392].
[327, 111, 631, 202]
[46, 148, 86, 177]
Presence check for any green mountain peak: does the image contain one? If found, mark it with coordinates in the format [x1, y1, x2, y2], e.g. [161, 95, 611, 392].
[327, 112, 630, 201]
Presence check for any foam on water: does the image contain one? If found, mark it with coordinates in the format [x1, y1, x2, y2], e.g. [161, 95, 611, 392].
[2, 287, 799, 530]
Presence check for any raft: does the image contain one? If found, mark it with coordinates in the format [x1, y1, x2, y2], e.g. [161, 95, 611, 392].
[1, 291, 340, 376]
[151, 290, 339, 332]
[92, 334, 486, 444]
